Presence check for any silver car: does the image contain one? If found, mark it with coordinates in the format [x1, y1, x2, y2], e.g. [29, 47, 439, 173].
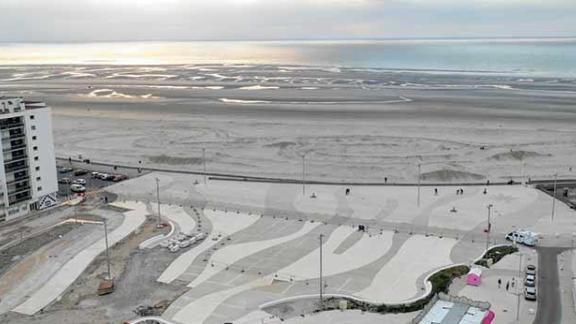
[524, 287, 537, 301]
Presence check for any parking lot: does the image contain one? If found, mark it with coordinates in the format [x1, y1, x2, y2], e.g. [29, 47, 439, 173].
[56, 161, 138, 199]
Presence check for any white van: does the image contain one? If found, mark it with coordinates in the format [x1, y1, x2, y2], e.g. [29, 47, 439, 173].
[505, 230, 538, 247]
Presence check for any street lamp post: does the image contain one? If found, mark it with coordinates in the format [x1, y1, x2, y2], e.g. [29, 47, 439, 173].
[155, 177, 161, 227]
[319, 234, 324, 307]
[486, 204, 493, 251]
[302, 153, 306, 197]
[552, 172, 558, 223]
[516, 253, 523, 322]
[417, 163, 421, 207]
[202, 148, 207, 185]
[103, 219, 112, 280]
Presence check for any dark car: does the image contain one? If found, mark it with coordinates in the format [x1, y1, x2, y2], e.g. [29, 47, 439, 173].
[74, 169, 88, 176]
[112, 174, 128, 182]
[58, 167, 73, 174]
[58, 177, 71, 184]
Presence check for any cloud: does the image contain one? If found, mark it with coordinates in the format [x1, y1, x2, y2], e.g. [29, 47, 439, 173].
[0, 0, 574, 42]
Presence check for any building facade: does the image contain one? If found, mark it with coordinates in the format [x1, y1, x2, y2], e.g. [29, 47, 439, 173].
[0, 97, 58, 223]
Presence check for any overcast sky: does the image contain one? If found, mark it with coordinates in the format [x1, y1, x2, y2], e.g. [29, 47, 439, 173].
[1, 0, 575, 42]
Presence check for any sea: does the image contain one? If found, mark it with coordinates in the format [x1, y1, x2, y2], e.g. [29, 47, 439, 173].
[1, 38, 576, 77]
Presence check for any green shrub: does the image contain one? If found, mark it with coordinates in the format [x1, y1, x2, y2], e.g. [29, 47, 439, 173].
[474, 245, 518, 268]
[327, 265, 470, 315]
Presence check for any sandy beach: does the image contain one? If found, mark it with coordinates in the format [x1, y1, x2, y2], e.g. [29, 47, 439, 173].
[1, 64, 576, 182]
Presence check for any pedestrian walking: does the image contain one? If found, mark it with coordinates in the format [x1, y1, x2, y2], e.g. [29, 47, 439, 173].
[506, 281, 509, 291]
[434, 188, 438, 195]
[384, 177, 388, 184]
[483, 188, 487, 195]
[498, 278, 501, 288]
[511, 277, 515, 288]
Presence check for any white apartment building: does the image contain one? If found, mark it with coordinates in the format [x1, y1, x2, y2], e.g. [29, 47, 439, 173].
[0, 97, 58, 223]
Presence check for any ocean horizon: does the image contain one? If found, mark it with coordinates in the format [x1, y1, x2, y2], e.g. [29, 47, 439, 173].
[1, 38, 576, 77]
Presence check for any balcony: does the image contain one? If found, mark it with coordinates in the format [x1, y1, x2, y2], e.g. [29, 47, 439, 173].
[4, 163, 28, 173]
[6, 176, 28, 185]
[0, 118, 23, 129]
[3, 150, 27, 161]
[2, 143, 26, 153]
[5, 171, 29, 184]
[7, 182, 30, 194]
[3, 155, 27, 165]
[2, 134, 26, 142]
[9, 192, 31, 205]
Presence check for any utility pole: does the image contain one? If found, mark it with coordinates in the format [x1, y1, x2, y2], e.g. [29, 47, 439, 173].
[516, 253, 523, 322]
[486, 204, 493, 251]
[552, 172, 557, 223]
[103, 219, 112, 280]
[319, 234, 324, 308]
[302, 153, 306, 197]
[156, 177, 161, 227]
[202, 148, 207, 185]
[417, 163, 421, 207]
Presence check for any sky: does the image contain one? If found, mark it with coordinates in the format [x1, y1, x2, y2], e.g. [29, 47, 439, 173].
[1, 0, 575, 42]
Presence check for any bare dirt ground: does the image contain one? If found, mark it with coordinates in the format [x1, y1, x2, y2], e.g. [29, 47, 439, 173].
[0, 216, 186, 324]
[0, 223, 81, 278]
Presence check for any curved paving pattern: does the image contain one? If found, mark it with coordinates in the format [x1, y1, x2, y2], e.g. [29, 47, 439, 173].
[157, 209, 259, 284]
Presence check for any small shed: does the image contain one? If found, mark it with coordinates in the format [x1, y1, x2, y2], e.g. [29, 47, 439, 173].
[466, 268, 482, 286]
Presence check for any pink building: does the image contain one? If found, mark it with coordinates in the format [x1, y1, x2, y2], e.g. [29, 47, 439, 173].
[466, 268, 482, 286]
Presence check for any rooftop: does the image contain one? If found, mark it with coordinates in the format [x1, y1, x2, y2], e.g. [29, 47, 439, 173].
[417, 294, 492, 324]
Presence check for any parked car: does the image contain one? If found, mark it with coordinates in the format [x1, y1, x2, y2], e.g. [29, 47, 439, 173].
[72, 178, 87, 185]
[112, 174, 128, 182]
[58, 167, 73, 174]
[74, 169, 88, 176]
[98, 173, 114, 181]
[505, 230, 538, 247]
[70, 184, 86, 193]
[526, 264, 537, 276]
[159, 241, 172, 248]
[524, 287, 537, 301]
[195, 233, 206, 241]
[58, 177, 71, 184]
[178, 240, 190, 248]
[168, 244, 180, 253]
[91, 171, 101, 178]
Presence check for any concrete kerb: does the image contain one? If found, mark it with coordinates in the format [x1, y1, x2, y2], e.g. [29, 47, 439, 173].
[139, 219, 176, 249]
[58, 156, 574, 187]
[258, 243, 511, 313]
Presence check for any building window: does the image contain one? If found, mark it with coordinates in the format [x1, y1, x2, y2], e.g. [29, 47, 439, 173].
[36, 177, 41, 181]
[32, 136, 37, 140]
[35, 166, 40, 171]
[34, 156, 39, 161]
[30, 115, 35, 120]
[33, 146, 38, 151]
[37, 186, 42, 191]
[31, 125, 36, 130]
